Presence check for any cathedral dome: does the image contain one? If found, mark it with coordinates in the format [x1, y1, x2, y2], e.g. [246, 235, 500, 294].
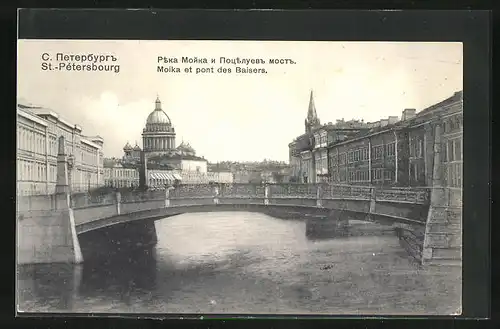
[146, 96, 171, 125]
[146, 110, 171, 125]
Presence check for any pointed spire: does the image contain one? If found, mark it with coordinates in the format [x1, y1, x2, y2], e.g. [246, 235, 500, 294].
[307, 89, 318, 122]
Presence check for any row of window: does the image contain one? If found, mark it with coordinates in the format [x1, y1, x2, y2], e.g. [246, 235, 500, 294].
[17, 182, 47, 196]
[104, 169, 139, 179]
[330, 168, 396, 183]
[17, 127, 101, 169]
[331, 142, 396, 166]
[17, 160, 55, 182]
[18, 127, 47, 155]
[314, 134, 328, 146]
[105, 180, 139, 188]
[17, 159, 101, 186]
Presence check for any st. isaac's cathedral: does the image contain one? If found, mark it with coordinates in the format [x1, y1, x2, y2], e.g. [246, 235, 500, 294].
[121, 96, 221, 187]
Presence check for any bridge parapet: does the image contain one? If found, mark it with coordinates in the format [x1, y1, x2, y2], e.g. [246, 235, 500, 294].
[375, 188, 430, 204]
[268, 184, 317, 198]
[70, 192, 115, 209]
[219, 183, 266, 198]
[169, 184, 214, 198]
[121, 190, 165, 203]
[320, 184, 373, 200]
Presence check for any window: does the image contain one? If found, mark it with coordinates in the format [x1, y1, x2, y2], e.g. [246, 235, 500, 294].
[362, 148, 369, 161]
[354, 150, 360, 162]
[447, 162, 462, 188]
[454, 139, 462, 161]
[371, 145, 383, 160]
[339, 153, 346, 165]
[447, 140, 454, 162]
[384, 169, 395, 181]
[386, 143, 396, 157]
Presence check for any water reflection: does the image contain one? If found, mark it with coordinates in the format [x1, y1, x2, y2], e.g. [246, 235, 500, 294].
[79, 247, 158, 299]
[17, 263, 82, 312]
[17, 212, 461, 315]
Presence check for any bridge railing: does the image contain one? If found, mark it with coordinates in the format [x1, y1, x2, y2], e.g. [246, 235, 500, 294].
[163, 183, 430, 204]
[321, 184, 373, 200]
[169, 184, 214, 198]
[121, 190, 165, 203]
[375, 187, 430, 204]
[268, 184, 317, 198]
[71, 192, 115, 208]
[219, 183, 266, 198]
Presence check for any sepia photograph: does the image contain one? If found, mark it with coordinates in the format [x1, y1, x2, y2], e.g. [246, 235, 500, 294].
[16, 39, 463, 315]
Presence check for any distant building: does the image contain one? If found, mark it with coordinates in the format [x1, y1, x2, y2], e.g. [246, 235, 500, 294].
[288, 91, 371, 183]
[17, 103, 104, 195]
[115, 96, 235, 186]
[104, 163, 140, 188]
[142, 96, 177, 156]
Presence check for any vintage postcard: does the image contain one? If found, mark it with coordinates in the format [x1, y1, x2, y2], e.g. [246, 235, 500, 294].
[16, 39, 463, 315]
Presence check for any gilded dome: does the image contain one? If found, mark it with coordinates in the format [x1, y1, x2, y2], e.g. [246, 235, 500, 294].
[146, 96, 171, 125]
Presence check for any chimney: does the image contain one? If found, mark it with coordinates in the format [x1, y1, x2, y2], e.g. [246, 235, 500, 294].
[380, 119, 389, 127]
[388, 116, 399, 125]
[402, 108, 417, 121]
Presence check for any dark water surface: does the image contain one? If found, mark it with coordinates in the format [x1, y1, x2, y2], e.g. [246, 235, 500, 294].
[17, 212, 461, 315]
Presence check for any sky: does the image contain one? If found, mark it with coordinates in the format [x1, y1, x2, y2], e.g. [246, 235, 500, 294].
[17, 40, 462, 162]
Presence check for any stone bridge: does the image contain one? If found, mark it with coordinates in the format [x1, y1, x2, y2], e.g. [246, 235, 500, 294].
[16, 137, 462, 267]
[70, 183, 430, 233]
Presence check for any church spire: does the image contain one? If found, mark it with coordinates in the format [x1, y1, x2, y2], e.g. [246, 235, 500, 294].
[307, 90, 318, 122]
[305, 89, 320, 133]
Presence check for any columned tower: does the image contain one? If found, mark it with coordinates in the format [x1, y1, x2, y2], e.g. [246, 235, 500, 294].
[142, 96, 176, 156]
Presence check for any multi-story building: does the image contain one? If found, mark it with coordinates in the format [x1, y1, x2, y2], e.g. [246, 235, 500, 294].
[326, 91, 463, 188]
[103, 163, 140, 188]
[17, 103, 104, 196]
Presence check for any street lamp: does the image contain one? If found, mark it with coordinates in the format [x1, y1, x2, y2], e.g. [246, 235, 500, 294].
[87, 173, 91, 192]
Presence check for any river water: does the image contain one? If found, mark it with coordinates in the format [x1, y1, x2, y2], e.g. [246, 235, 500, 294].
[17, 212, 462, 315]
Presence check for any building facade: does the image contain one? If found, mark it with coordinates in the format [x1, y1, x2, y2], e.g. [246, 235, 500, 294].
[17, 103, 104, 196]
[103, 163, 140, 188]
[326, 91, 462, 188]
[288, 90, 462, 189]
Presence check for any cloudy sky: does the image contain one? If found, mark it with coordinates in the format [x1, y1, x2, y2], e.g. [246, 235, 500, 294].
[17, 40, 462, 162]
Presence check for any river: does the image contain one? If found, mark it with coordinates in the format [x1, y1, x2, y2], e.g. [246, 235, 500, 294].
[17, 212, 462, 315]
